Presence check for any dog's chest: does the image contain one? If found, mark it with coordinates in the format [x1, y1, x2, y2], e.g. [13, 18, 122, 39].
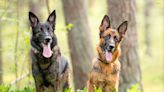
[100, 64, 118, 80]
[92, 61, 120, 87]
[32, 53, 60, 85]
[39, 60, 59, 74]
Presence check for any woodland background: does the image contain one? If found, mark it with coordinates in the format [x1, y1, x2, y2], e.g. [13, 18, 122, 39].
[0, 0, 163, 92]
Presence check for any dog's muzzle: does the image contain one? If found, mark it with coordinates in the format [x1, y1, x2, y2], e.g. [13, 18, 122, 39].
[105, 43, 115, 53]
[44, 36, 52, 45]
[42, 35, 53, 58]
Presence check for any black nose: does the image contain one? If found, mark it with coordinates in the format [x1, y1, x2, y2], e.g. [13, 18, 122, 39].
[44, 37, 51, 43]
[109, 45, 114, 50]
[106, 45, 115, 51]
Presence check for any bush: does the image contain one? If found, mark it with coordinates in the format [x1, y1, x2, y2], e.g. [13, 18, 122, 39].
[0, 84, 35, 92]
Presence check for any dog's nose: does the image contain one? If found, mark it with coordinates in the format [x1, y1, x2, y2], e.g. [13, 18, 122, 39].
[44, 36, 51, 43]
[106, 44, 115, 51]
[109, 44, 115, 51]
[109, 45, 114, 50]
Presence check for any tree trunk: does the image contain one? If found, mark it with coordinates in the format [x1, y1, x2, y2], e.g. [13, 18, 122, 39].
[62, 0, 93, 89]
[14, 0, 20, 82]
[29, 0, 43, 17]
[145, 0, 153, 56]
[107, 0, 142, 92]
[0, 26, 2, 84]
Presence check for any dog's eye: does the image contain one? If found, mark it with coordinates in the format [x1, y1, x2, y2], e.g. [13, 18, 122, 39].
[104, 35, 110, 41]
[114, 36, 118, 42]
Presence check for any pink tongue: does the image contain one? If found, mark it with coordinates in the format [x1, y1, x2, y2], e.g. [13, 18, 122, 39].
[105, 51, 112, 62]
[42, 44, 52, 58]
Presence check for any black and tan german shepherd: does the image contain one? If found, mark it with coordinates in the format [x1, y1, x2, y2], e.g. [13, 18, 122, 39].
[29, 10, 69, 92]
[87, 15, 128, 92]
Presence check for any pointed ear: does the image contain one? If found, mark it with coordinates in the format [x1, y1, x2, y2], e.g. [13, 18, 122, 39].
[117, 21, 128, 38]
[99, 15, 110, 38]
[29, 12, 39, 28]
[47, 10, 56, 29]
[99, 15, 110, 31]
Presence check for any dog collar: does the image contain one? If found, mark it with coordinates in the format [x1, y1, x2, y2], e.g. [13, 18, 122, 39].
[97, 58, 108, 64]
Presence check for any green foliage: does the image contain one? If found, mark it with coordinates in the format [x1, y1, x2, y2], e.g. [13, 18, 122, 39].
[0, 84, 10, 92]
[112, 88, 116, 92]
[127, 84, 141, 92]
[66, 23, 74, 31]
[64, 88, 71, 92]
[0, 85, 35, 92]
[95, 87, 102, 92]
[93, 86, 102, 92]
[21, 87, 35, 92]
[76, 87, 88, 92]
[0, 84, 144, 92]
[83, 87, 87, 92]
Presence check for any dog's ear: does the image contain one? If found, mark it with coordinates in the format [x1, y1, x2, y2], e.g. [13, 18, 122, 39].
[47, 10, 56, 29]
[29, 12, 39, 28]
[99, 15, 110, 38]
[117, 21, 128, 38]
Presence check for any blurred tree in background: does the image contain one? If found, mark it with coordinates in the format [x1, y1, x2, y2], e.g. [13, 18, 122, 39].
[14, 0, 19, 84]
[0, 17, 1, 84]
[0, 0, 8, 85]
[29, 0, 42, 17]
[144, 0, 154, 56]
[107, 0, 142, 92]
[62, 0, 93, 89]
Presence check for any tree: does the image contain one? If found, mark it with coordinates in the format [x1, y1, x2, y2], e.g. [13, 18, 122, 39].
[14, 0, 20, 81]
[0, 26, 2, 84]
[0, 0, 11, 84]
[62, 0, 93, 89]
[29, 0, 42, 16]
[145, 0, 154, 56]
[107, 0, 142, 92]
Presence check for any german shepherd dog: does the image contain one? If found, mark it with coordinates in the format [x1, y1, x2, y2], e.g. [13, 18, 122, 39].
[29, 10, 69, 92]
[87, 15, 128, 92]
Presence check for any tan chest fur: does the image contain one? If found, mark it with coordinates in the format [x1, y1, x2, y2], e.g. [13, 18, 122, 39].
[90, 59, 120, 89]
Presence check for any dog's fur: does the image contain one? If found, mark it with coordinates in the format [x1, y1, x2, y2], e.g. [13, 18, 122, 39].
[87, 15, 128, 92]
[29, 10, 69, 92]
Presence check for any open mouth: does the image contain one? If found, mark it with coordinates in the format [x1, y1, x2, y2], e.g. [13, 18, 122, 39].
[104, 45, 115, 62]
[105, 50, 112, 62]
[42, 43, 52, 58]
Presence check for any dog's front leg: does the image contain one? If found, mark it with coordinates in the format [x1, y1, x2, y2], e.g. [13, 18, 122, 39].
[33, 76, 44, 92]
[87, 80, 94, 92]
[35, 83, 44, 92]
[53, 80, 59, 92]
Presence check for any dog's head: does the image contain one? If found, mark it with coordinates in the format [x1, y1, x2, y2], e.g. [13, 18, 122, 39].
[98, 15, 128, 63]
[29, 10, 57, 58]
